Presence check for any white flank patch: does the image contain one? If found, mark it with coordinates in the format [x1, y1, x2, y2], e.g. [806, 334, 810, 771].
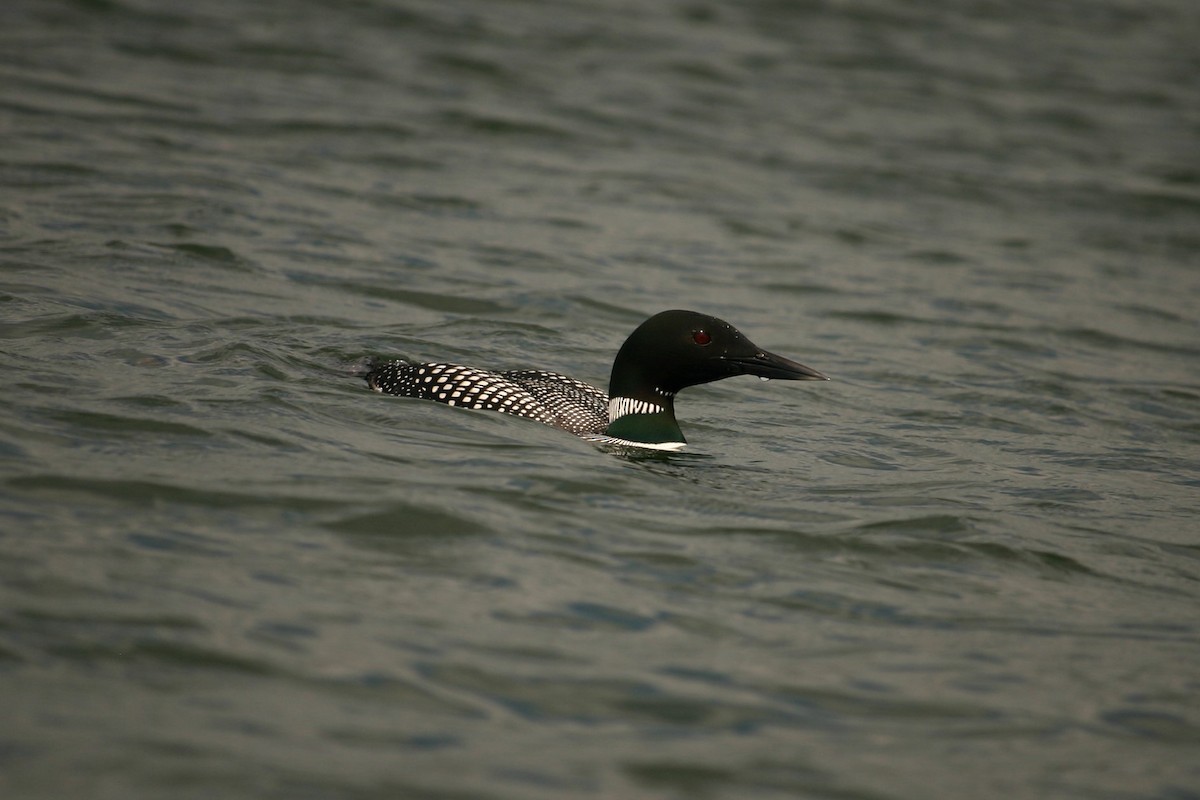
[581, 434, 687, 451]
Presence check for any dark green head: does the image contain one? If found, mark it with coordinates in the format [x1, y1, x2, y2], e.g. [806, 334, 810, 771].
[607, 310, 827, 401]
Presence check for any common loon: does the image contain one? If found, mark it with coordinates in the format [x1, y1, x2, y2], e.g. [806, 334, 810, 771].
[365, 309, 828, 450]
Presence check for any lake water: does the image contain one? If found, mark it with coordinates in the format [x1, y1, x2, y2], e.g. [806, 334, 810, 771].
[2, 0, 1199, 798]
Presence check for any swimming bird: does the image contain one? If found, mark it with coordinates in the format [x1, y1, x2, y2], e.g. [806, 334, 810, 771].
[365, 309, 828, 449]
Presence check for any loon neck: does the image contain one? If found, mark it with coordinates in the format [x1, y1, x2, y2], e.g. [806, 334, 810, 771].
[605, 393, 684, 445]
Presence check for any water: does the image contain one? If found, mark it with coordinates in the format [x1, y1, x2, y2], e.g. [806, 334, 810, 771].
[2, 0, 1199, 798]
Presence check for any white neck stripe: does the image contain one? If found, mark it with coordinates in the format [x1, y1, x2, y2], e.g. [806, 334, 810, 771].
[608, 396, 665, 423]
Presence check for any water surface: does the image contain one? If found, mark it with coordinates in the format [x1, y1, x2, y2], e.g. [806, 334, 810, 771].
[2, 1, 1199, 798]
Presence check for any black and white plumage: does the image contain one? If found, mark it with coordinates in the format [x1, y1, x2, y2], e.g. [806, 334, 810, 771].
[366, 310, 828, 449]
[366, 363, 608, 435]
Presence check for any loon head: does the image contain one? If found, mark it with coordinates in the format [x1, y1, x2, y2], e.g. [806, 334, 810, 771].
[604, 310, 828, 446]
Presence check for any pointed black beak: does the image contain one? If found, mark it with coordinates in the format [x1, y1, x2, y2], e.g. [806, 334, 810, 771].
[725, 349, 829, 381]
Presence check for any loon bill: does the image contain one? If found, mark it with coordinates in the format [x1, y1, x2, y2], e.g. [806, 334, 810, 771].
[365, 309, 828, 449]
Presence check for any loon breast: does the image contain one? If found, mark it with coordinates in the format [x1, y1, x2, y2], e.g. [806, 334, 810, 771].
[367, 362, 609, 435]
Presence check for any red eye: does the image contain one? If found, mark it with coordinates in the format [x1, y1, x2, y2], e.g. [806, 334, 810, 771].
[692, 330, 712, 346]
